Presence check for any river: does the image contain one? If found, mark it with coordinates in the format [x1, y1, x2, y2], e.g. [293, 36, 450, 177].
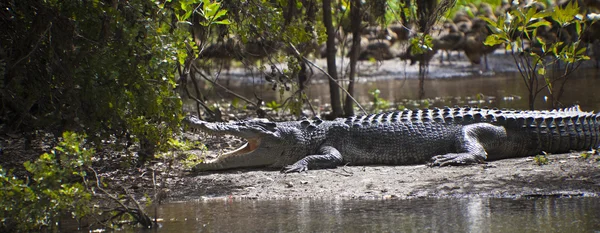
[152, 197, 600, 232]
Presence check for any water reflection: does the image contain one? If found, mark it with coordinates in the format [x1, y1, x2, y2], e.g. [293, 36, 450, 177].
[152, 197, 600, 232]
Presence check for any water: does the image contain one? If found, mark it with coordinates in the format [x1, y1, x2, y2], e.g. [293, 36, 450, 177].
[187, 68, 600, 112]
[150, 197, 600, 233]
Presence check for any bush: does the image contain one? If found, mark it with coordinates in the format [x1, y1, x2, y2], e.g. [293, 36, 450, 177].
[0, 0, 184, 155]
[0, 132, 94, 232]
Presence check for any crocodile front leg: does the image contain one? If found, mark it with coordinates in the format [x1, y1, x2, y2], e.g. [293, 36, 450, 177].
[283, 146, 343, 173]
[429, 123, 507, 166]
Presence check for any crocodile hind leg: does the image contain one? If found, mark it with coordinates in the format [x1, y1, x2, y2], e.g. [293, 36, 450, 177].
[283, 146, 343, 173]
[429, 123, 507, 166]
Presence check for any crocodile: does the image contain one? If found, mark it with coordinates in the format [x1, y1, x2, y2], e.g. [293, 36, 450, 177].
[184, 106, 600, 173]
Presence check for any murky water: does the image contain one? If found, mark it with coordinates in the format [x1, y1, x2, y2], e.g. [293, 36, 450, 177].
[148, 197, 600, 233]
[187, 68, 600, 112]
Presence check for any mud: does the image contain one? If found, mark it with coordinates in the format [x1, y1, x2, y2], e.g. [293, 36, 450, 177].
[170, 151, 600, 201]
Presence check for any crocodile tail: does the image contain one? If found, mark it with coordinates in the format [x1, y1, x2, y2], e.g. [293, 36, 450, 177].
[532, 109, 600, 153]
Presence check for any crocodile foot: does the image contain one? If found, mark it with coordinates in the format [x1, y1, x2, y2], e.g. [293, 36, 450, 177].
[428, 153, 485, 167]
[282, 160, 309, 173]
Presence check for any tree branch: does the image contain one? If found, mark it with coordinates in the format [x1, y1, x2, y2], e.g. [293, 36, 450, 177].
[287, 43, 367, 115]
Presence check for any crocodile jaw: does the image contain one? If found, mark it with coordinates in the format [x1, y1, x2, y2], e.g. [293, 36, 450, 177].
[194, 136, 280, 171]
[214, 138, 260, 161]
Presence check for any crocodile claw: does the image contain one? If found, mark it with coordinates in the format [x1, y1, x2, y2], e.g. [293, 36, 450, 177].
[282, 161, 309, 173]
[428, 153, 484, 167]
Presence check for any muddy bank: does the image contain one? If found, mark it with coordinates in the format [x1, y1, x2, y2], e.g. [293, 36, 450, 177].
[170, 152, 600, 201]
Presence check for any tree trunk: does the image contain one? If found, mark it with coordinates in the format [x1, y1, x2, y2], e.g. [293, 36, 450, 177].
[297, 0, 316, 110]
[322, 0, 343, 118]
[416, 0, 437, 99]
[298, 59, 307, 98]
[418, 63, 427, 99]
[344, 0, 361, 116]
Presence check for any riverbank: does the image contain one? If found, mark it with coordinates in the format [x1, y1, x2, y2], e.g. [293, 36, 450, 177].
[5, 129, 597, 204]
[168, 150, 600, 201]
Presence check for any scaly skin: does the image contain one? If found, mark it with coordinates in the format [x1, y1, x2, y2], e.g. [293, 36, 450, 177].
[184, 106, 600, 173]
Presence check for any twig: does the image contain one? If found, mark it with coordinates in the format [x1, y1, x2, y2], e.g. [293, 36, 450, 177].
[287, 43, 367, 115]
[152, 169, 158, 224]
[325, 163, 354, 177]
[178, 46, 211, 118]
[191, 63, 272, 117]
[123, 186, 153, 228]
[89, 167, 154, 228]
[186, 62, 217, 118]
[10, 22, 52, 70]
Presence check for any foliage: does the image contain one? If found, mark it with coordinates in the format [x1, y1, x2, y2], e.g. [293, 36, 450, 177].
[534, 152, 549, 165]
[156, 138, 207, 169]
[369, 89, 391, 113]
[0, 0, 184, 224]
[266, 100, 283, 111]
[483, 1, 590, 109]
[164, 0, 318, 117]
[1, 0, 184, 156]
[0, 132, 94, 232]
[580, 151, 592, 159]
[445, 0, 501, 19]
[174, 0, 230, 26]
[409, 34, 435, 57]
[580, 148, 598, 160]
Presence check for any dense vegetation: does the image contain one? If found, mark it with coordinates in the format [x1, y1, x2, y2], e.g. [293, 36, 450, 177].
[1, 0, 184, 231]
[1, 0, 598, 231]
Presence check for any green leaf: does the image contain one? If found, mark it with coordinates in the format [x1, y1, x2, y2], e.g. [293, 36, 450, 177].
[552, 0, 579, 26]
[231, 97, 239, 109]
[544, 77, 553, 91]
[537, 67, 546, 75]
[204, 2, 221, 18]
[575, 21, 582, 36]
[512, 7, 526, 21]
[505, 42, 512, 51]
[484, 34, 503, 46]
[525, 6, 538, 22]
[527, 20, 551, 29]
[213, 8, 227, 20]
[465, 6, 475, 18]
[576, 46, 587, 56]
[266, 100, 281, 110]
[481, 16, 498, 28]
[214, 19, 231, 25]
[180, 1, 191, 12]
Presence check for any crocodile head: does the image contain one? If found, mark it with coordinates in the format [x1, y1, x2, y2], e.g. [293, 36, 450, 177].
[184, 115, 301, 171]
